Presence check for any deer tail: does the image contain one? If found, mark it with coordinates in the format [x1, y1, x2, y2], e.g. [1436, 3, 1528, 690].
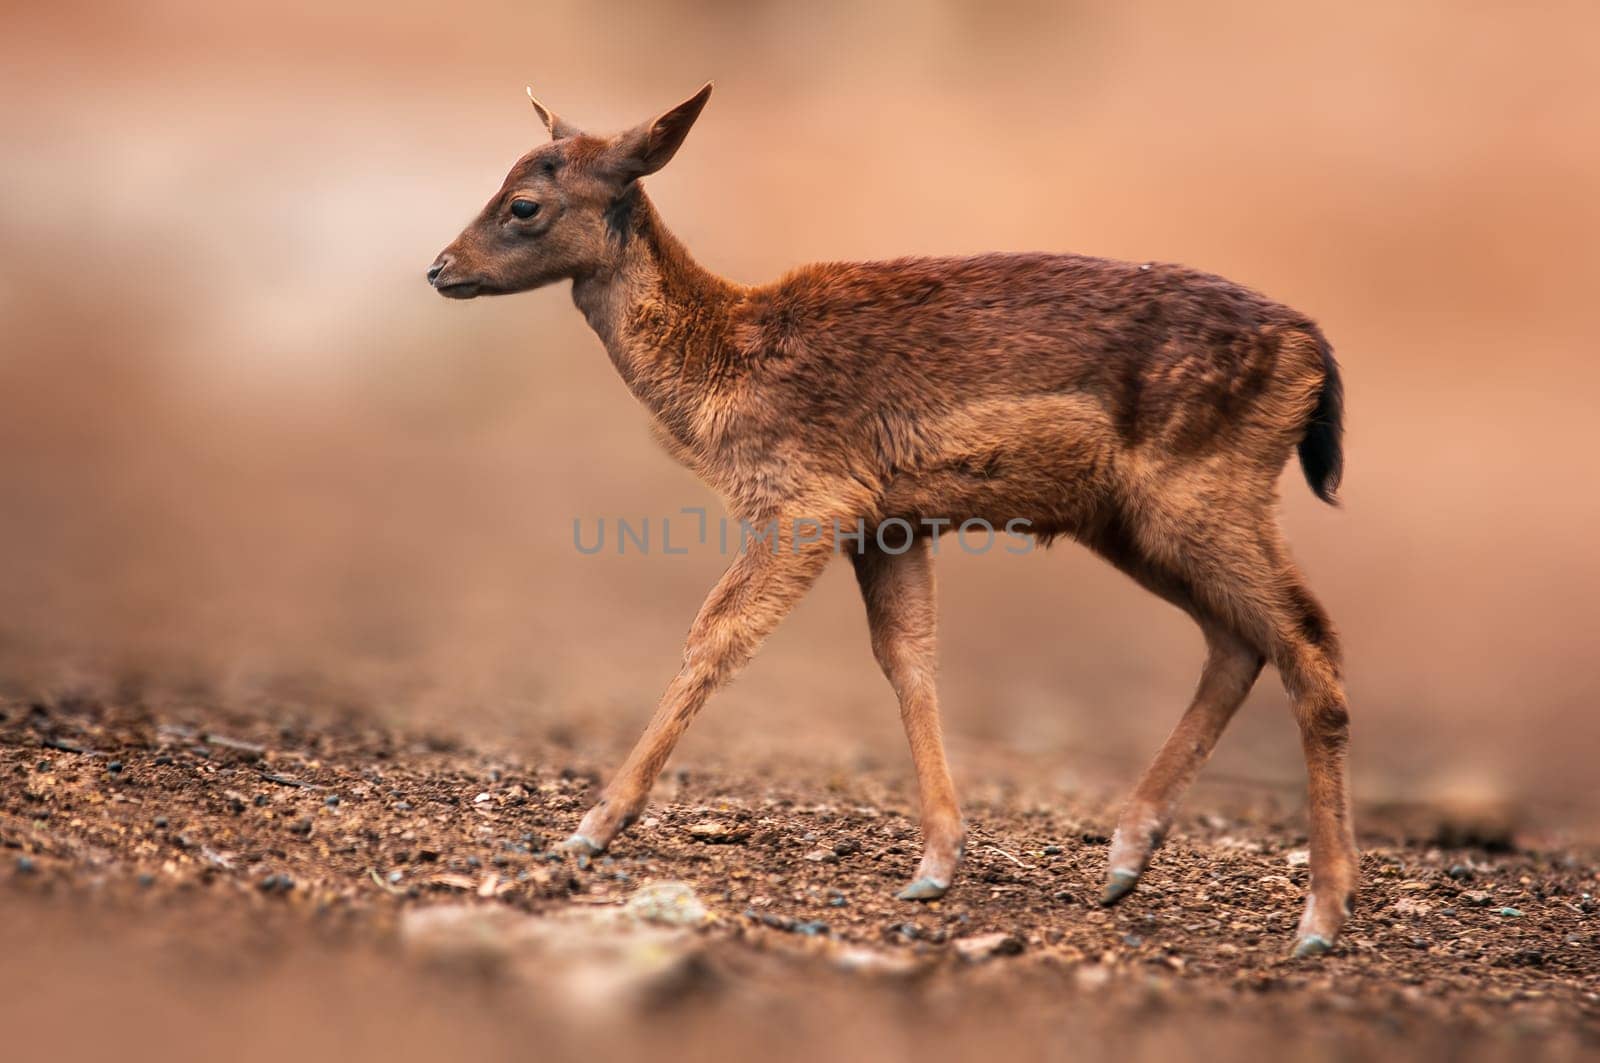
[1296, 328, 1344, 505]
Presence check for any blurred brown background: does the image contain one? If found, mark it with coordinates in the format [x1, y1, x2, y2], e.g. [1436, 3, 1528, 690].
[2, 1, 1596, 826]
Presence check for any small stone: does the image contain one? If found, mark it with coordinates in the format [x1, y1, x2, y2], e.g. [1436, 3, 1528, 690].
[803, 848, 839, 864]
[623, 882, 711, 928]
[1447, 864, 1474, 880]
[254, 794, 269, 807]
[402, 904, 705, 1010]
[137, 874, 155, 888]
[1075, 964, 1111, 990]
[153, 755, 173, 766]
[324, 795, 340, 807]
[1042, 845, 1063, 856]
[954, 932, 1023, 961]
[832, 946, 921, 976]
[686, 820, 749, 844]
[153, 816, 169, 829]
[1285, 848, 1311, 868]
[107, 760, 123, 774]
[258, 873, 295, 894]
[289, 818, 313, 836]
[17, 856, 37, 875]
[388, 870, 404, 884]
[474, 792, 492, 804]
[833, 837, 861, 857]
[1496, 907, 1523, 918]
[1462, 890, 1494, 907]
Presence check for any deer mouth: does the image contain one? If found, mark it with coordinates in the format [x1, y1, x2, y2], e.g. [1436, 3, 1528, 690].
[436, 280, 485, 299]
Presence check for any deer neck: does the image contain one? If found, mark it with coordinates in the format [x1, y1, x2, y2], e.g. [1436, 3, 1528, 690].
[570, 186, 743, 435]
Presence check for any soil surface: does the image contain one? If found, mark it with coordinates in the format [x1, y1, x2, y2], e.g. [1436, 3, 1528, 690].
[2, 696, 1596, 1063]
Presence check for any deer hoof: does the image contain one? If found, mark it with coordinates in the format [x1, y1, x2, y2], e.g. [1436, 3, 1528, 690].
[1292, 934, 1334, 959]
[1100, 869, 1140, 907]
[896, 876, 949, 902]
[558, 833, 603, 857]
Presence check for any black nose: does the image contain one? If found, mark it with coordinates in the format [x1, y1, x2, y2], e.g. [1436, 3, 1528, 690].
[427, 256, 451, 285]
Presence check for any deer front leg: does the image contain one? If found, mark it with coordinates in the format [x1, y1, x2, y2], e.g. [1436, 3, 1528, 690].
[561, 526, 834, 855]
[852, 538, 966, 901]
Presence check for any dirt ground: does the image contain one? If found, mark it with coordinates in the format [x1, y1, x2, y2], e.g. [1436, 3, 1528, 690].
[2, 695, 1594, 1063]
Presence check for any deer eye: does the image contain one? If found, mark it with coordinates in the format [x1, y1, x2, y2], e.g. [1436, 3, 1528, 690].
[510, 199, 540, 220]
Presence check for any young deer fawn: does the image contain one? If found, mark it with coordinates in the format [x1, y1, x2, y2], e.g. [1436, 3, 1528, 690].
[429, 85, 1355, 956]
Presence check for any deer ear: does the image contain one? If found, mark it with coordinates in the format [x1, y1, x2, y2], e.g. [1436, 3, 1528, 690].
[526, 87, 582, 141]
[605, 82, 713, 181]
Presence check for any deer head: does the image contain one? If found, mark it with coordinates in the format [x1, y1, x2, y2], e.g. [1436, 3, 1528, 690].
[427, 83, 713, 299]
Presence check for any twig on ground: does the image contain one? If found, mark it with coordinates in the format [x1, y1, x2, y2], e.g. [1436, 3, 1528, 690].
[983, 845, 1037, 870]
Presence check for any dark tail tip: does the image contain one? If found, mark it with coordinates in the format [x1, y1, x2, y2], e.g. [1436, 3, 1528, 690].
[1297, 333, 1344, 505]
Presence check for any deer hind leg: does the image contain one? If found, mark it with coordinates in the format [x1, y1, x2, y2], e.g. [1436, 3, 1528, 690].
[1102, 620, 1264, 905]
[852, 537, 966, 901]
[1181, 528, 1358, 956]
[1264, 563, 1358, 957]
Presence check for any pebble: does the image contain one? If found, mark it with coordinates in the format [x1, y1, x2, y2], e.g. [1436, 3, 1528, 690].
[107, 761, 123, 774]
[1448, 864, 1474, 880]
[833, 838, 861, 857]
[1461, 890, 1494, 907]
[831, 946, 922, 977]
[953, 932, 1023, 961]
[1042, 845, 1063, 856]
[400, 905, 705, 1010]
[1497, 907, 1523, 918]
[1122, 933, 1144, 948]
[258, 873, 295, 894]
[324, 795, 340, 807]
[153, 816, 169, 829]
[623, 882, 711, 928]
[17, 856, 36, 875]
[803, 848, 839, 863]
[686, 820, 749, 844]
[137, 874, 155, 888]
